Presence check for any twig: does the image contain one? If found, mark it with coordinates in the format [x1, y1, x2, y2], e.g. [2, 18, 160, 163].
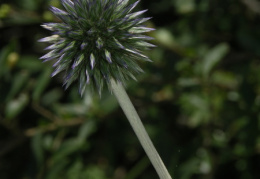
[32, 102, 60, 122]
[24, 118, 85, 137]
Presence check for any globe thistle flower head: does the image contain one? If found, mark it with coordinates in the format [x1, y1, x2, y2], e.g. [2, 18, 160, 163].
[39, 0, 155, 96]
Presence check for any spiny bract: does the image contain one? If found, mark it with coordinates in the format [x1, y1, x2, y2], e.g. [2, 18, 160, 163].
[39, 0, 155, 96]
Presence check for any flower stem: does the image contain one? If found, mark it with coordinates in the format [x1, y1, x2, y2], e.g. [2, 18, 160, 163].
[111, 79, 172, 179]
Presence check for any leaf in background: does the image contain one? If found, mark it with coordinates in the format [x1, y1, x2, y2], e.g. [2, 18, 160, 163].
[32, 67, 52, 101]
[43, 134, 54, 151]
[51, 121, 95, 164]
[0, 41, 17, 78]
[41, 89, 63, 106]
[177, 78, 200, 87]
[46, 159, 68, 179]
[67, 160, 83, 179]
[32, 132, 44, 165]
[174, 0, 196, 14]
[179, 158, 200, 179]
[180, 94, 210, 127]
[77, 120, 96, 144]
[202, 43, 229, 78]
[51, 139, 83, 164]
[99, 94, 118, 115]
[53, 103, 90, 117]
[17, 0, 40, 11]
[125, 157, 150, 179]
[82, 165, 106, 179]
[154, 28, 176, 48]
[211, 71, 239, 89]
[5, 93, 29, 119]
[5, 72, 29, 102]
[17, 55, 44, 73]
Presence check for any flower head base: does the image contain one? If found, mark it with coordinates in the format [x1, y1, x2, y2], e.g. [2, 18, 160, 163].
[39, 0, 155, 96]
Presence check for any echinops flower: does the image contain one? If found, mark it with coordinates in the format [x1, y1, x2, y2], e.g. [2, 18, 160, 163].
[39, 0, 155, 96]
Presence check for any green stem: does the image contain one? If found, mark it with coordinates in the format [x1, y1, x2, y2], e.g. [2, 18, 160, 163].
[111, 79, 172, 179]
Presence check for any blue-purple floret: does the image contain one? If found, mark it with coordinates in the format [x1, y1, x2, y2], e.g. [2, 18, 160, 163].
[39, 0, 155, 96]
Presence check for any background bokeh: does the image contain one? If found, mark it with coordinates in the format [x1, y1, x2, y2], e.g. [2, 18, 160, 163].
[0, 0, 260, 178]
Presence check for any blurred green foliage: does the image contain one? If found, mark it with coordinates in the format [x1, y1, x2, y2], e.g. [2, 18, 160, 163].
[0, 0, 260, 179]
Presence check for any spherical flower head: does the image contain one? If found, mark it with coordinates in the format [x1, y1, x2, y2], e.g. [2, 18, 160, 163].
[39, 0, 155, 96]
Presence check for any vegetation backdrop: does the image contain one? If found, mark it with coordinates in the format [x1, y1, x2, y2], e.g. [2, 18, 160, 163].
[0, 0, 260, 179]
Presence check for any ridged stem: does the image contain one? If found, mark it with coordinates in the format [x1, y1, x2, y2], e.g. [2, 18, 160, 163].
[111, 79, 172, 179]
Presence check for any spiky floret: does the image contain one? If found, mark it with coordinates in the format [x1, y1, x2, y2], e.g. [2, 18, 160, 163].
[39, 0, 155, 96]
